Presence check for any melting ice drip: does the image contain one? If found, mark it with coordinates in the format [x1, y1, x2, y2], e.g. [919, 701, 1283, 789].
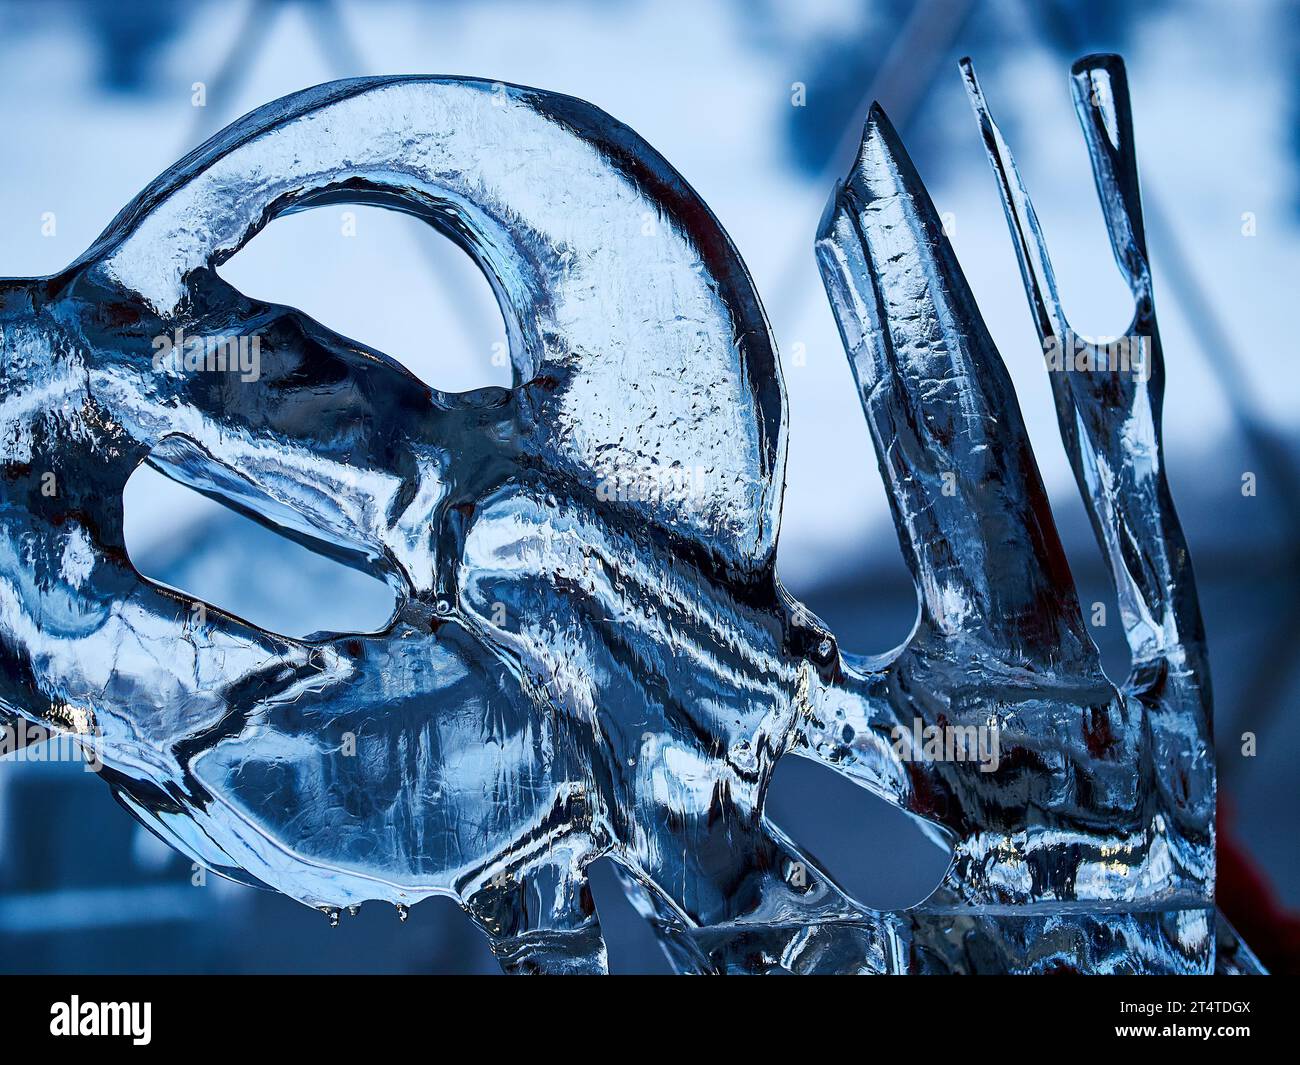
[0, 55, 1263, 973]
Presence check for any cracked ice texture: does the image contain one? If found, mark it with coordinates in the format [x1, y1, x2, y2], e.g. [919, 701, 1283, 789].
[0, 58, 1259, 973]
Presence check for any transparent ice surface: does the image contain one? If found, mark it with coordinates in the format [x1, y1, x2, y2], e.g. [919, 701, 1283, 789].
[0, 57, 1256, 972]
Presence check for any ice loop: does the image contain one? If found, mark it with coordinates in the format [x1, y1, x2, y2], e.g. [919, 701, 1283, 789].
[0, 56, 1262, 973]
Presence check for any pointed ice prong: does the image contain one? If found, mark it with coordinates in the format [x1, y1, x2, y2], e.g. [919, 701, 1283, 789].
[959, 57, 1069, 345]
[1070, 54, 1151, 293]
[814, 99, 1090, 660]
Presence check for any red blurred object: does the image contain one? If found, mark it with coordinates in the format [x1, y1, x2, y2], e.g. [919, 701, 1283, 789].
[1218, 797, 1300, 974]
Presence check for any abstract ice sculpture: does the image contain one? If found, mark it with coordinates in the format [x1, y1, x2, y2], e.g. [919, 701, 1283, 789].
[0, 54, 1258, 973]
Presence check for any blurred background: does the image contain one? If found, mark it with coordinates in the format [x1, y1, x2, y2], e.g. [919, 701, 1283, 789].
[1, 0, 1298, 974]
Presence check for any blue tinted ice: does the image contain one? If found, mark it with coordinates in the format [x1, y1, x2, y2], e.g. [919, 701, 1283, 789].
[0, 59, 1258, 972]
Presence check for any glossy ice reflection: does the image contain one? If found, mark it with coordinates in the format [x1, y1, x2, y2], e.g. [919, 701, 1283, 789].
[0, 60, 1256, 972]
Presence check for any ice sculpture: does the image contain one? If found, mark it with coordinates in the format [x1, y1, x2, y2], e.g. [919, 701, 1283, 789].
[0, 56, 1257, 973]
